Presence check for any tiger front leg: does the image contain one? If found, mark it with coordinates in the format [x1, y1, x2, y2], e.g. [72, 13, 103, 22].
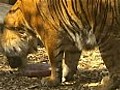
[41, 47, 64, 87]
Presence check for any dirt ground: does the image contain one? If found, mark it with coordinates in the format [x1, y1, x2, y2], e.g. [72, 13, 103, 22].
[0, 47, 113, 90]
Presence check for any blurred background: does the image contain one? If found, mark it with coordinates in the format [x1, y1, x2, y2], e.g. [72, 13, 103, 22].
[0, 0, 16, 31]
[0, 0, 16, 5]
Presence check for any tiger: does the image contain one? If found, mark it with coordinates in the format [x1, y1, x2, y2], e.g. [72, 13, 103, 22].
[0, 0, 120, 89]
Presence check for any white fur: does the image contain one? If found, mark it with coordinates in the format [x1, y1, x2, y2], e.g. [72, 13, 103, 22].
[62, 59, 70, 82]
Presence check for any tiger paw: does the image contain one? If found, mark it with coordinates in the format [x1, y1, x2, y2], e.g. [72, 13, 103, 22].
[41, 77, 60, 87]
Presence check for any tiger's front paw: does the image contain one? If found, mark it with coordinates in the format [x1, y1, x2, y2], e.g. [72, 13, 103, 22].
[41, 77, 60, 87]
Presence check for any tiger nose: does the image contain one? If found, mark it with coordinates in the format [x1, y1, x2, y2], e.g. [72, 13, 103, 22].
[7, 56, 23, 68]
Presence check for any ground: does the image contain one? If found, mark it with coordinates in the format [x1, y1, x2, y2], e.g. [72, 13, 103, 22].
[0, 47, 111, 90]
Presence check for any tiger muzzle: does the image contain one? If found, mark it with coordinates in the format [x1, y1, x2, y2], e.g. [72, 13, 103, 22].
[7, 56, 23, 68]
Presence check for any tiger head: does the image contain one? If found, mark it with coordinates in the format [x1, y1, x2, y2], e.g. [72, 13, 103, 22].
[0, 2, 38, 68]
[0, 25, 38, 68]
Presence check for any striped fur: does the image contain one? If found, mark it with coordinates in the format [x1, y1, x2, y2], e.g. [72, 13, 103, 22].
[0, 0, 120, 89]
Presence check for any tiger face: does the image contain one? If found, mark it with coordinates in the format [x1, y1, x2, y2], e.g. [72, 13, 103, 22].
[0, 1, 38, 68]
[1, 0, 120, 89]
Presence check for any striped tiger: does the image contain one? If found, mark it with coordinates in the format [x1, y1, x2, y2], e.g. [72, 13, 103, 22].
[0, 0, 120, 89]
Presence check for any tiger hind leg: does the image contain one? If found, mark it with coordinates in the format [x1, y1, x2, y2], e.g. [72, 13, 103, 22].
[98, 36, 120, 90]
[62, 48, 81, 82]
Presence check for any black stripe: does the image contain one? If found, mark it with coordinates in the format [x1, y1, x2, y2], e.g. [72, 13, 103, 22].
[78, 0, 91, 30]
[9, 7, 20, 14]
[72, 0, 77, 13]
